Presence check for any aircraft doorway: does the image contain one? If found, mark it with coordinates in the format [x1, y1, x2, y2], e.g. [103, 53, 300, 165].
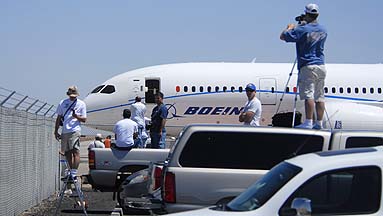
[259, 78, 277, 105]
[145, 79, 160, 103]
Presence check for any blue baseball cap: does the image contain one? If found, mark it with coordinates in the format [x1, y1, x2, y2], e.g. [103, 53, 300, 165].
[245, 83, 256, 91]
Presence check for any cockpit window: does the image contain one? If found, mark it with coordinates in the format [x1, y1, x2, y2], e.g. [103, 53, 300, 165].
[91, 85, 105, 94]
[100, 85, 115, 94]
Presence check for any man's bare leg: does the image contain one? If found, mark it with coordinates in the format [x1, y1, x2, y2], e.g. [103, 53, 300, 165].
[313, 101, 325, 129]
[296, 99, 315, 128]
[65, 151, 73, 169]
[72, 150, 80, 169]
[315, 101, 325, 121]
[305, 99, 315, 121]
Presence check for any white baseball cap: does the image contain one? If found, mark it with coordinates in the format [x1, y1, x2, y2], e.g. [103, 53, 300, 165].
[305, 3, 319, 15]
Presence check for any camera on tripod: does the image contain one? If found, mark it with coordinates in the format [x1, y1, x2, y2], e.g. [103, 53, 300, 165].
[295, 14, 306, 23]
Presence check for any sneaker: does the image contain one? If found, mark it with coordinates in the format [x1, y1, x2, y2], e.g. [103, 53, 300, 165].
[76, 200, 87, 207]
[295, 123, 313, 129]
[312, 124, 323, 130]
[64, 189, 72, 196]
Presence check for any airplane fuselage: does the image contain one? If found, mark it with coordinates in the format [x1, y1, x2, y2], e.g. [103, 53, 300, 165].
[84, 63, 383, 136]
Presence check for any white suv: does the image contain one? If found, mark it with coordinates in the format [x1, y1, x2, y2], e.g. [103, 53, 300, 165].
[168, 146, 383, 216]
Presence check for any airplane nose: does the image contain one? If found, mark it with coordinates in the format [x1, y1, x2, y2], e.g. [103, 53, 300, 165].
[84, 94, 97, 113]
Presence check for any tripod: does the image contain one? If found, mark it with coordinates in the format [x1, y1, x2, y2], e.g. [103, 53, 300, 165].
[274, 58, 300, 127]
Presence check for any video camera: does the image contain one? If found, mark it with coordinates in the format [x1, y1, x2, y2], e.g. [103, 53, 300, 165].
[295, 14, 306, 24]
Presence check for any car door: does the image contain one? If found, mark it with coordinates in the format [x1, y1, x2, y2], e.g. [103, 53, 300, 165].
[279, 166, 382, 215]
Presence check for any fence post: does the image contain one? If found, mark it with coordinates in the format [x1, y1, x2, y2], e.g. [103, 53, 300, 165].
[14, 96, 29, 109]
[44, 105, 54, 116]
[35, 102, 47, 114]
[0, 91, 16, 106]
[26, 99, 39, 112]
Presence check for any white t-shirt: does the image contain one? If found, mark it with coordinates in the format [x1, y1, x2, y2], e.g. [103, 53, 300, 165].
[131, 102, 146, 127]
[56, 98, 87, 134]
[113, 118, 138, 147]
[243, 97, 262, 126]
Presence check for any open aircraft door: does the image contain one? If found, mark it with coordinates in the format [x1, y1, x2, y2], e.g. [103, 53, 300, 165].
[259, 78, 277, 105]
[145, 78, 160, 104]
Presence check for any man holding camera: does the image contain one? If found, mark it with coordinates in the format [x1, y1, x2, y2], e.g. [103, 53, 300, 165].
[280, 3, 327, 129]
[54, 86, 87, 179]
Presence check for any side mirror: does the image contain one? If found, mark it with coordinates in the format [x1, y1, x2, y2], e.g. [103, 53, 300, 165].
[291, 198, 312, 216]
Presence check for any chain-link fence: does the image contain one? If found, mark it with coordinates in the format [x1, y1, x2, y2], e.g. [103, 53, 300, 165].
[0, 87, 59, 216]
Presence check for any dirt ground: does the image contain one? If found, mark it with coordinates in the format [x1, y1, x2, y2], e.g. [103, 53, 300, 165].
[19, 187, 118, 216]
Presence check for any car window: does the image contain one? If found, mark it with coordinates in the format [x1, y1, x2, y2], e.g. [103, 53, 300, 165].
[345, 137, 383, 148]
[179, 131, 324, 169]
[280, 166, 381, 215]
[226, 162, 301, 211]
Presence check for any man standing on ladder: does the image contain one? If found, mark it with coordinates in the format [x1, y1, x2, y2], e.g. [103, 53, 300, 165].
[54, 86, 87, 179]
[280, 3, 327, 129]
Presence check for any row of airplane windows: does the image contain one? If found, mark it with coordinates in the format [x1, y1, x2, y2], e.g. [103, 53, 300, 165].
[176, 85, 383, 95]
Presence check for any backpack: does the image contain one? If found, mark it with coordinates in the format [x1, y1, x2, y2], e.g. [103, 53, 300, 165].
[272, 112, 302, 128]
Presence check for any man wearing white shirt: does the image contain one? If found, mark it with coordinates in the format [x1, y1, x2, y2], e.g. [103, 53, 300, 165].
[239, 83, 262, 126]
[131, 96, 147, 148]
[54, 86, 87, 179]
[113, 109, 138, 150]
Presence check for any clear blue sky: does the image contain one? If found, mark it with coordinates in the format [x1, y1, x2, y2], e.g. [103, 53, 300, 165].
[1, 0, 382, 104]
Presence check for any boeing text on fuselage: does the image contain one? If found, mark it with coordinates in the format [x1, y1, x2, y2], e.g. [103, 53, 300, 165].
[183, 106, 244, 116]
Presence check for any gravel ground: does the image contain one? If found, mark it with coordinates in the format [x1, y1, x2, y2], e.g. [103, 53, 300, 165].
[20, 141, 149, 216]
[19, 187, 118, 216]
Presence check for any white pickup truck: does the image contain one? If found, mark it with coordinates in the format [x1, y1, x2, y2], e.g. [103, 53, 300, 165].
[124, 125, 383, 214]
[168, 146, 383, 216]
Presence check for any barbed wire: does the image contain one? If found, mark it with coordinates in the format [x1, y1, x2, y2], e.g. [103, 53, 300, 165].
[0, 86, 57, 117]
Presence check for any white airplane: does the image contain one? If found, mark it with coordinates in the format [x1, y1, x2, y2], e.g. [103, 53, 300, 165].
[84, 62, 383, 136]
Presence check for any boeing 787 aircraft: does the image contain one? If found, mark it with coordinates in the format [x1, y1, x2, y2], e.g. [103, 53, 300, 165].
[84, 62, 383, 136]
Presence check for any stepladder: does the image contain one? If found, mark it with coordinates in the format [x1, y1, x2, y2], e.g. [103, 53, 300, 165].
[55, 157, 88, 216]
